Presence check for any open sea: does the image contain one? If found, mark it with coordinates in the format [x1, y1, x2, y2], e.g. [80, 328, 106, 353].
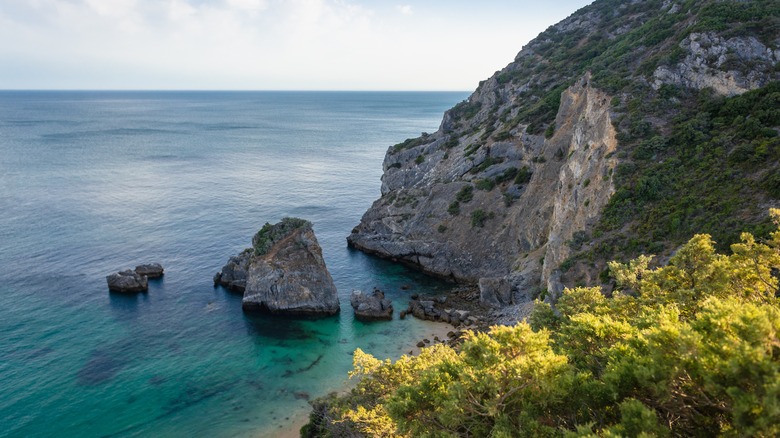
[0, 90, 468, 437]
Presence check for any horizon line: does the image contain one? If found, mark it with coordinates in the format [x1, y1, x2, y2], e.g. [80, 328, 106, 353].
[0, 88, 472, 93]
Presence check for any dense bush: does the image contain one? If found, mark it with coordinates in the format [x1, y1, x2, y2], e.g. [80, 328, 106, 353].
[251, 217, 311, 256]
[305, 210, 780, 437]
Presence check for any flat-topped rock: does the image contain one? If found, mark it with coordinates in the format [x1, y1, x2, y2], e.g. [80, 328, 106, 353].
[135, 263, 164, 279]
[107, 270, 148, 293]
[351, 288, 393, 321]
[216, 218, 339, 316]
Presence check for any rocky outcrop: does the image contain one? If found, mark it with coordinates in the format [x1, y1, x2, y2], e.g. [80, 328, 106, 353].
[347, 0, 779, 306]
[350, 289, 393, 321]
[653, 32, 780, 96]
[216, 218, 339, 316]
[348, 73, 618, 300]
[214, 250, 251, 292]
[479, 277, 512, 308]
[402, 293, 482, 328]
[135, 263, 164, 279]
[106, 270, 148, 293]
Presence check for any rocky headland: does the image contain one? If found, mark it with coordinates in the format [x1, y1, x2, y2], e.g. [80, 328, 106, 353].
[347, 0, 780, 306]
[216, 218, 340, 316]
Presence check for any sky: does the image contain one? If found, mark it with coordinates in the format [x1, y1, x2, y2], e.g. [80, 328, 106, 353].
[0, 0, 592, 90]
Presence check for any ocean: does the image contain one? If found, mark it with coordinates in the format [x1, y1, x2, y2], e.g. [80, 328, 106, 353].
[0, 90, 469, 437]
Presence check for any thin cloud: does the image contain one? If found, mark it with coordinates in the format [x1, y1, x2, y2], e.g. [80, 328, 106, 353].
[0, 0, 593, 90]
[396, 4, 413, 15]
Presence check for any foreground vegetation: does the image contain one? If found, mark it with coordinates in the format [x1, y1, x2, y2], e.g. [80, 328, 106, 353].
[304, 210, 780, 437]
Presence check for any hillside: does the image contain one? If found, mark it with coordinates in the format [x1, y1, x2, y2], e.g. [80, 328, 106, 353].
[347, 0, 780, 303]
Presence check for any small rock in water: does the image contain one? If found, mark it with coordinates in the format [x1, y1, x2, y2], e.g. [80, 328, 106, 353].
[135, 263, 164, 278]
[106, 270, 148, 293]
[400, 284, 411, 290]
[416, 341, 425, 348]
[350, 289, 393, 321]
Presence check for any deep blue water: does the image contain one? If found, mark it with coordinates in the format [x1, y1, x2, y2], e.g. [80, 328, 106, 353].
[0, 90, 468, 437]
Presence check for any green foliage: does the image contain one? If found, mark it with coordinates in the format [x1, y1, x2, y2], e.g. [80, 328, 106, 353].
[437, 224, 447, 233]
[390, 132, 433, 154]
[447, 201, 460, 216]
[495, 167, 519, 184]
[464, 143, 482, 157]
[309, 212, 780, 437]
[601, 82, 780, 254]
[544, 124, 555, 139]
[451, 100, 483, 121]
[471, 209, 495, 228]
[470, 156, 505, 174]
[251, 217, 311, 256]
[455, 185, 474, 203]
[475, 178, 496, 191]
[514, 166, 533, 185]
[414, 155, 424, 165]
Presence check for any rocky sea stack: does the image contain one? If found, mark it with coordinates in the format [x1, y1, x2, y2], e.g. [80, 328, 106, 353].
[135, 263, 164, 279]
[216, 218, 339, 316]
[106, 270, 148, 293]
[106, 263, 164, 293]
[350, 289, 393, 321]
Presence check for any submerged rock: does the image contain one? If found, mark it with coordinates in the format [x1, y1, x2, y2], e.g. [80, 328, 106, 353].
[350, 288, 393, 321]
[216, 218, 340, 316]
[135, 263, 164, 279]
[106, 270, 148, 293]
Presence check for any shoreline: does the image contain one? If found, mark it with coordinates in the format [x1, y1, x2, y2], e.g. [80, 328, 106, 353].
[263, 317, 459, 437]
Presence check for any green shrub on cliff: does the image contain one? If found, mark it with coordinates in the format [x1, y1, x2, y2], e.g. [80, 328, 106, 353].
[251, 217, 311, 256]
[305, 210, 780, 437]
[600, 82, 780, 256]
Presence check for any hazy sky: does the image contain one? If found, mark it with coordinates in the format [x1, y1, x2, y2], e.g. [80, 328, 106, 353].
[0, 0, 592, 90]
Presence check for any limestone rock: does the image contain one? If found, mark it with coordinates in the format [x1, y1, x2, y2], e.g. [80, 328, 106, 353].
[216, 250, 251, 292]
[346, 2, 779, 310]
[350, 289, 393, 321]
[106, 270, 148, 293]
[653, 32, 780, 96]
[479, 277, 512, 308]
[225, 218, 340, 316]
[135, 263, 164, 279]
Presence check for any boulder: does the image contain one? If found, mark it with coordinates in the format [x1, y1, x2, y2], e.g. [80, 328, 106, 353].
[479, 277, 512, 308]
[135, 263, 164, 279]
[350, 289, 393, 321]
[235, 218, 339, 316]
[107, 270, 148, 293]
[215, 250, 252, 292]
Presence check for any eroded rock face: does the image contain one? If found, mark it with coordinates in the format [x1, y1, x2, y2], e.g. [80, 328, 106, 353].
[348, 73, 617, 300]
[350, 289, 393, 321]
[653, 32, 780, 96]
[347, 2, 778, 309]
[479, 277, 512, 308]
[106, 270, 148, 293]
[215, 250, 251, 292]
[216, 218, 339, 316]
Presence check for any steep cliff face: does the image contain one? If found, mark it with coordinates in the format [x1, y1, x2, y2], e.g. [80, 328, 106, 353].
[349, 0, 780, 303]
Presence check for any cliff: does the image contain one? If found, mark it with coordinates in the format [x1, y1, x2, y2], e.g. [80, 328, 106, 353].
[348, 0, 780, 302]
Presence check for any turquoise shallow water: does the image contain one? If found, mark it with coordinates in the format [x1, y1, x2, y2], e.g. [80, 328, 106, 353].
[0, 91, 468, 437]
